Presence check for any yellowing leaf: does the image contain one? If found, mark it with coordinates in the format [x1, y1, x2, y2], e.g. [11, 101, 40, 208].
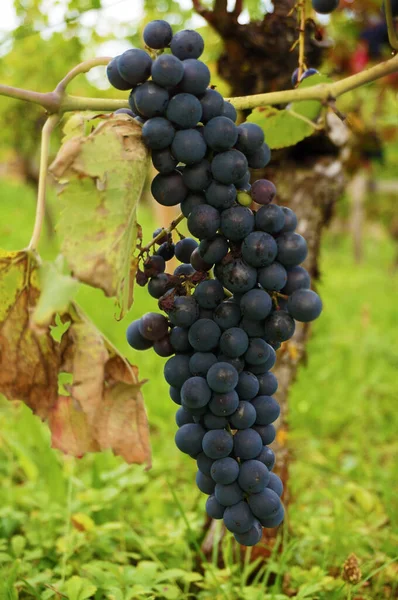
[50, 116, 150, 318]
[32, 258, 79, 327]
[0, 250, 151, 466]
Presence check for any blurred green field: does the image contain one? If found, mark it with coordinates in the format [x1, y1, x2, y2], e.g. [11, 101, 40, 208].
[0, 178, 397, 600]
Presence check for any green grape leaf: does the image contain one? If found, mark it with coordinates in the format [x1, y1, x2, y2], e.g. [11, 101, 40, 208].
[0, 250, 151, 465]
[291, 73, 332, 121]
[32, 257, 79, 327]
[50, 116, 149, 319]
[247, 107, 314, 149]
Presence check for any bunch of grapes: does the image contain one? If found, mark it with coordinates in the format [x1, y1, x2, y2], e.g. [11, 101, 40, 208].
[108, 20, 322, 546]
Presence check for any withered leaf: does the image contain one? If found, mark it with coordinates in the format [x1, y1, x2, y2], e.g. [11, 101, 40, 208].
[50, 115, 150, 319]
[0, 250, 151, 466]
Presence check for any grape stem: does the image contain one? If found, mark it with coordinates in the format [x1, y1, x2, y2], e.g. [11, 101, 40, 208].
[27, 114, 60, 251]
[297, 1, 306, 82]
[0, 52, 397, 113]
[139, 212, 185, 256]
[385, 0, 398, 50]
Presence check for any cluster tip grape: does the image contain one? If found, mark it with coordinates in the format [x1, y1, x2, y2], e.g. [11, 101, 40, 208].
[109, 19, 322, 547]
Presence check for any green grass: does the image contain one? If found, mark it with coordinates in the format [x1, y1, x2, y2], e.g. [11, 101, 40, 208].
[0, 178, 397, 599]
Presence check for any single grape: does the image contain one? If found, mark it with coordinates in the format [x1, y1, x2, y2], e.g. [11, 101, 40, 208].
[152, 148, 178, 174]
[142, 117, 175, 150]
[117, 49, 152, 86]
[238, 459, 270, 494]
[171, 129, 207, 165]
[126, 320, 153, 350]
[133, 81, 169, 118]
[211, 150, 248, 185]
[187, 204, 221, 239]
[200, 88, 224, 122]
[267, 472, 283, 497]
[138, 312, 169, 341]
[252, 395, 280, 425]
[190, 248, 212, 272]
[170, 29, 205, 60]
[114, 108, 136, 116]
[221, 206, 255, 241]
[233, 428, 263, 459]
[244, 338, 272, 365]
[182, 159, 212, 192]
[175, 423, 205, 456]
[281, 207, 298, 232]
[240, 289, 272, 320]
[276, 232, 308, 267]
[221, 100, 238, 122]
[148, 273, 170, 298]
[219, 327, 249, 358]
[174, 263, 195, 277]
[202, 429, 234, 459]
[251, 179, 276, 205]
[168, 296, 199, 327]
[236, 371, 260, 400]
[259, 504, 284, 528]
[176, 406, 194, 427]
[179, 59, 210, 95]
[263, 310, 295, 344]
[151, 171, 188, 206]
[287, 289, 322, 322]
[282, 265, 311, 295]
[197, 452, 214, 476]
[205, 181, 237, 210]
[152, 227, 169, 244]
[188, 318, 221, 352]
[151, 53, 184, 89]
[193, 280, 224, 310]
[143, 19, 173, 49]
[181, 193, 207, 217]
[234, 520, 263, 546]
[189, 352, 218, 376]
[246, 143, 271, 169]
[196, 470, 216, 494]
[181, 376, 212, 409]
[106, 56, 132, 90]
[253, 424, 276, 446]
[235, 122, 264, 154]
[209, 389, 240, 417]
[258, 262, 287, 292]
[237, 191, 252, 207]
[204, 116, 238, 151]
[164, 354, 192, 388]
[217, 355, 245, 374]
[207, 362, 239, 393]
[199, 235, 229, 265]
[213, 301, 241, 331]
[214, 482, 244, 506]
[248, 488, 281, 519]
[229, 401, 257, 429]
[210, 457, 240, 484]
[169, 386, 181, 405]
[255, 445, 276, 470]
[175, 237, 198, 263]
[255, 204, 285, 234]
[257, 372, 278, 396]
[206, 494, 225, 519]
[220, 258, 257, 294]
[312, 0, 339, 14]
[166, 93, 202, 129]
[143, 255, 165, 278]
[156, 242, 175, 261]
[224, 501, 255, 534]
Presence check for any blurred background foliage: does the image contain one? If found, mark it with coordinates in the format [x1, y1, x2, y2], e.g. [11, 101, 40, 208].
[0, 0, 397, 598]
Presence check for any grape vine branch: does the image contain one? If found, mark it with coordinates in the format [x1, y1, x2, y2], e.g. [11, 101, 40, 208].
[0, 51, 397, 116]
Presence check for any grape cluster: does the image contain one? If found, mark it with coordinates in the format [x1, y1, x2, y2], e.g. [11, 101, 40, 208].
[112, 20, 322, 546]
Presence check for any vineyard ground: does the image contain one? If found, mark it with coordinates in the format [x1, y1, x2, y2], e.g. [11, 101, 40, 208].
[0, 178, 397, 599]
